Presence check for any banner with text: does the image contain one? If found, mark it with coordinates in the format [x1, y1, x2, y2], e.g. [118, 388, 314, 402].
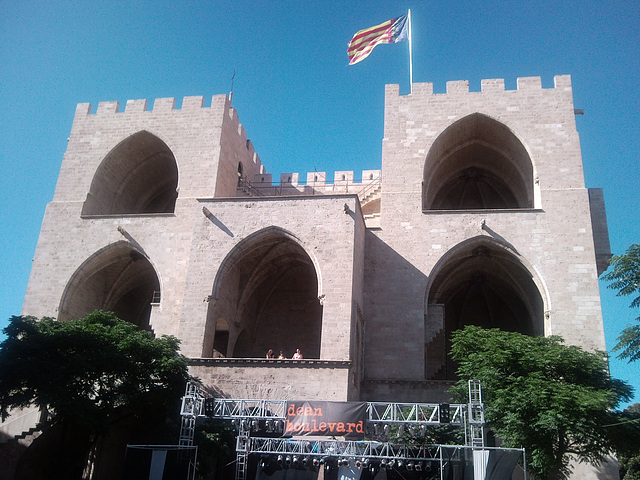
[285, 401, 367, 439]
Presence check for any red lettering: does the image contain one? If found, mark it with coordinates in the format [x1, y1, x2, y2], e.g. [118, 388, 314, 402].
[286, 403, 366, 437]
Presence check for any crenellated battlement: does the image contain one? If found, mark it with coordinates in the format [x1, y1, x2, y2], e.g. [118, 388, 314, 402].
[387, 75, 572, 97]
[75, 93, 235, 116]
[71, 93, 264, 195]
[239, 170, 381, 205]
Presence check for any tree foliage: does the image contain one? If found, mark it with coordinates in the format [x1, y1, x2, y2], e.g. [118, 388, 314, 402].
[602, 243, 640, 362]
[194, 419, 238, 479]
[0, 311, 190, 432]
[450, 326, 633, 480]
[613, 403, 640, 480]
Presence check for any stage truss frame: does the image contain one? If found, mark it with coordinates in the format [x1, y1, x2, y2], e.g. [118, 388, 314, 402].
[178, 381, 527, 480]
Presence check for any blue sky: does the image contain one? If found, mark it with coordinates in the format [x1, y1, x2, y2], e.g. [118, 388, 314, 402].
[1, 0, 638, 406]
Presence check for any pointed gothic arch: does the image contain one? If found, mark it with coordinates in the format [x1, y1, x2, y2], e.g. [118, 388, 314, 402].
[424, 236, 545, 379]
[202, 227, 322, 358]
[58, 241, 160, 331]
[82, 130, 178, 215]
[423, 113, 534, 210]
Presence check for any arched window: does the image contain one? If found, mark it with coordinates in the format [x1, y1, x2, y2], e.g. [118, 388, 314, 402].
[58, 242, 160, 331]
[82, 131, 178, 215]
[425, 238, 544, 379]
[237, 162, 244, 186]
[423, 114, 534, 210]
[203, 228, 322, 358]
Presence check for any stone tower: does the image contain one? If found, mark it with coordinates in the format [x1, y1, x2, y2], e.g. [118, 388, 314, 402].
[21, 75, 610, 407]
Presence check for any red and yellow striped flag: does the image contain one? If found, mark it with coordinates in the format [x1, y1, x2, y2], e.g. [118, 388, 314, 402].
[347, 14, 409, 65]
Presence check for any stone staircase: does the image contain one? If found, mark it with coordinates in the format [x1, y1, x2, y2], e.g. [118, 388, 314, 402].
[357, 179, 382, 205]
[0, 406, 48, 445]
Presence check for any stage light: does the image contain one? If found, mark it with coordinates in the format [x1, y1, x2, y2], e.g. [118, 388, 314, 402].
[260, 457, 270, 472]
[439, 404, 451, 423]
[265, 420, 273, 431]
[407, 462, 414, 471]
[380, 459, 387, 467]
[285, 456, 292, 465]
[277, 455, 283, 465]
[384, 425, 390, 435]
[355, 459, 362, 468]
[387, 460, 395, 469]
[415, 462, 423, 472]
[204, 397, 215, 416]
[251, 420, 259, 431]
[397, 424, 405, 436]
[313, 458, 320, 467]
[396, 460, 403, 468]
[293, 456, 299, 466]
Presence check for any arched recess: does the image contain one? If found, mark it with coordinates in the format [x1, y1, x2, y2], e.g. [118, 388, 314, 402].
[58, 241, 160, 330]
[424, 237, 544, 380]
[203, 227, 322, 359]
[82, 131, 178, 215]
[423, 113, 534, 210]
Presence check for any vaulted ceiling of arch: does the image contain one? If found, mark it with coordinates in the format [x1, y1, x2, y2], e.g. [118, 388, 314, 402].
[423, 114, 534, 210]
[82, 130, 178, 215]
[59, 246, 159, 329]
[429, 245, 543, 335]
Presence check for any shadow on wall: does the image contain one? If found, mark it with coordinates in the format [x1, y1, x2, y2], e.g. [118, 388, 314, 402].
[362, 232, 429, 384]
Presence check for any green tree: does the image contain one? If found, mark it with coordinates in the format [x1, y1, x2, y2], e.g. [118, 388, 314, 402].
[450, 326, 633, 480]
[0, 311, 190, 478]
[194, 419, 238, 480]
[612, 403, 640, 480]
[602, 243, 640, 362]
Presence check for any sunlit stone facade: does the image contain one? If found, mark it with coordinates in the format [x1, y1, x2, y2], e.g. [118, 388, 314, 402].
[23, 76, 611, 409]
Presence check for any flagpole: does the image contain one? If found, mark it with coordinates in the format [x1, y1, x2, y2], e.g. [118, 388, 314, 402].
[408, 9, 413, 94]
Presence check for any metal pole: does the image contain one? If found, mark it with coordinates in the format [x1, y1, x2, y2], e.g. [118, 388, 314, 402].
[408, 9, 413, 94]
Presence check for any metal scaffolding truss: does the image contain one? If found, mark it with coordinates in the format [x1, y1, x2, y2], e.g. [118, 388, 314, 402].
[176, 381, 518, 480]
[250, 437, 443, 461]
[205, 398, 465, 426]
[467, 379, 485, 448]
[366, 402, 464, 425]
[249, 438, 527, 480]
[179, 382, 205, 447]
[209, 399, 288, 420]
